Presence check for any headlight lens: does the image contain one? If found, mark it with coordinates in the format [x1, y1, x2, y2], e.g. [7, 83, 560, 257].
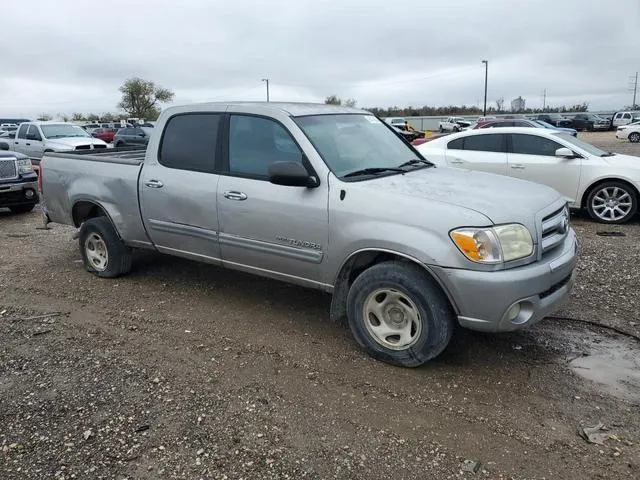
[450, 224, 533, 264]
[17, 158, 33, 174]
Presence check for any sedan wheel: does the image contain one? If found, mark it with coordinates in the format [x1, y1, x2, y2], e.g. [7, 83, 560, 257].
[629, 132, 640, 143]
[587, 182, 637, 224]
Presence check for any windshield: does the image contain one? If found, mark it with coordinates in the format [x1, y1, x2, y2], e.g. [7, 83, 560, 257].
[41, 124, 91, 139]
[553, 132, 608, 156]
[295, 114, 426, 178]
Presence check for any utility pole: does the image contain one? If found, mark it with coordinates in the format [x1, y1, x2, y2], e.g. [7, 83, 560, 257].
[542, 88, 546, 111]
[481, 60, 488, 116]
[261, 78, 270, 102]
[631, 72, 638, 109]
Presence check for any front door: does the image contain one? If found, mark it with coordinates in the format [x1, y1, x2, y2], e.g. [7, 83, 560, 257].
[217, 113, 328, 285]
[139, 113, 224, 262]
[445, 133, 508, 175]
[507, 133, 581, 204]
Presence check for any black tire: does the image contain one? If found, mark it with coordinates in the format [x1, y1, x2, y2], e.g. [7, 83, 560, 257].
[629, 132, 640, 143]
[346, 261, 455, 367]
[78, 217, 132, 278]
[115, 141, 124, 148]
[586, 181, 638, 224]
[9, 204, 35, 214]
[453, 126, 460, 132]
[587, 123, 594, 132]
[439, 126, 444, 133]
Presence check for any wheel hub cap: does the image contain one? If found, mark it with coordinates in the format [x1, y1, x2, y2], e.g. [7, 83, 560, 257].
[84, 233, 109, 271]
[592, 186, 632, 221]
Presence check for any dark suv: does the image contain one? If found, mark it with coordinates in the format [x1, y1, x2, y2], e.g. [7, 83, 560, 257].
[113, 127, 153, 148]
[571, 113, 609, 131]
[0, 147, 39, 214]
[534, 114, 572, 128]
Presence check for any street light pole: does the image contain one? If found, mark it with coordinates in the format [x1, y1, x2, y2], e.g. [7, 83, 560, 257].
[481, 60, 488, 117]
[261, 78, 270, 102]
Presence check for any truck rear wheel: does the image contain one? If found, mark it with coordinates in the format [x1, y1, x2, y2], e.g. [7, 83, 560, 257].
[79, 217, 132, 278]
[346, 261, 454, 367]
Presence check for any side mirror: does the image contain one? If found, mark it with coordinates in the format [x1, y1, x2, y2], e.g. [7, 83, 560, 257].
[268, 161, 317, 187]
[555, 147, 576, 158]
[0, 141, 9, 151]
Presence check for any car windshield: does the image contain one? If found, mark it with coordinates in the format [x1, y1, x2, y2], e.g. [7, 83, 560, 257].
[41, 124, 90, 139]
[553, 133, 608, 156]
[295, 114, 428, 179]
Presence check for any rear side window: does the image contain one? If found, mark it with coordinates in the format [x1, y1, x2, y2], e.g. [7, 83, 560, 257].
[623, 113, 632, 119]
[510, 134, 562, 156]
[462, 134, 505, 152]
[17, 124, 28, 139]
[447, 137, 464, 150]
[159, 114, 221, 173]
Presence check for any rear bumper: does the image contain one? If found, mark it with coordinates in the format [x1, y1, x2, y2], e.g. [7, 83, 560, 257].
[431, 229, 578, 332]
[0, 180, 39, 207]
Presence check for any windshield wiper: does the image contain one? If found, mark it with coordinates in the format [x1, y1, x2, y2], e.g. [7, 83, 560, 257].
[342, 167, 405, 178]
[397, 158, 433, 169]
[600, 152, 615, 157]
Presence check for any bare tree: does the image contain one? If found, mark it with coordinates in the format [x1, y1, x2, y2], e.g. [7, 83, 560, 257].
[324, 95, 342, 105]
[118, 77, 174, 120]
[495, 97, 504, 112]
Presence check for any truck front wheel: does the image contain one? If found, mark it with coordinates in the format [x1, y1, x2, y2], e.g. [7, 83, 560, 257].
[346, 261, 455, 367]
[79, 217, 132, 278]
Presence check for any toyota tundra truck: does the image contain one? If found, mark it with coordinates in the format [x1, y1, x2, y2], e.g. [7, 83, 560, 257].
[40, 102, 578, 367]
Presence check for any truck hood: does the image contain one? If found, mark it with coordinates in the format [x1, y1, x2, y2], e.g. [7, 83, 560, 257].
[360, 166, 563, 226]
[46, 137, 107, 148]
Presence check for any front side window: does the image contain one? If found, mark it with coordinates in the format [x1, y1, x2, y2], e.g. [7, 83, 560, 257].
[17, 124, 28, 139]
[511, 134, 562, 156]
[447, 137, 464, 149]
[159, 113, 221, 173]
[228, 115, 303, 178]
[295, 114, 425, 178]
[462, 133, 505, 152]
[27, 125, 42, 141]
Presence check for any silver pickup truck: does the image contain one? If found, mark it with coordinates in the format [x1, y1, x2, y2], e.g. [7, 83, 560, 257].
[41, 102, 578, 367]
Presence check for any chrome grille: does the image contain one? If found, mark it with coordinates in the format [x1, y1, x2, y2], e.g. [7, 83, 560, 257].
[541, 205, 569, 255]
[0, 159, 17, 180]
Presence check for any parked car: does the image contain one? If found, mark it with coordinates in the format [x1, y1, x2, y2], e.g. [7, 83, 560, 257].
[616, 121, 640, 143]
[611, 111, 640, 129]
[0, 145, 39, 214]
[533, 114, 573, 128]
[417, 127, 640, 224]
[384, 117, 406, 128]
[113, 126, 153, 147]
[475, 119, 577, 136]
[570, 113, 609, 131]
[92, 128, 118, 143]
[41, 102, 577, 367]
[439, 117, 472, 132]
[8, 122, 107, 163]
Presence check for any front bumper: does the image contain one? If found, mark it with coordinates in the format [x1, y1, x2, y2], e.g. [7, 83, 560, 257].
[615, 131, 628, 140]
[432, 229, 578, 332]
[0, 180, 39, 207]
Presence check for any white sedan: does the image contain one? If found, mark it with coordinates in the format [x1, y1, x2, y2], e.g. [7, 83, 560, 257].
[616, 122, 640, 143]
[416, 127, 639, 224]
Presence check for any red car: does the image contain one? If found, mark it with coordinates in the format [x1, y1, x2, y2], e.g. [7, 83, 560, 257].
[92, 128, 118, 143]
[411, 132, 450, 146]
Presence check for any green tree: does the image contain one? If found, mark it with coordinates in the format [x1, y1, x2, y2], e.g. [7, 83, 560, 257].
[37, 114, 52, 121]
[118, 77, 174, 120]
[324, 94, 342, 105]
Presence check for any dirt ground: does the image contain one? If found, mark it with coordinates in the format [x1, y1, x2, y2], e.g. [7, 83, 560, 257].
[1, 132, 639, 479]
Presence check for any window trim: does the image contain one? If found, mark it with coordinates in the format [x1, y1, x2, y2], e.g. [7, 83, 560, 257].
[157, 111, 225, 174]
[221, 112, 318, 183]
[507, 132, 567, 157]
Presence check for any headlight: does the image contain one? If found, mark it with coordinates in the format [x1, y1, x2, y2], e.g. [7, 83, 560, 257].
[17, 158, 33, 174]
[450, 224, 534, 264]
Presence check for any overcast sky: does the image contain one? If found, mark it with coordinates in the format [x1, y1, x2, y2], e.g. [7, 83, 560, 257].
[2, 0, 638, 118]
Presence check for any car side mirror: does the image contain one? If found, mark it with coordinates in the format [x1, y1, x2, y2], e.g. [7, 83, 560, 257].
[268, 161, 318, 188]
[555, 147, 576, 159]
[0, 141, 9, 151]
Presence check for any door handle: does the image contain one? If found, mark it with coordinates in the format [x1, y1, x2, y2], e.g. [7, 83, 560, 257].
[144, 179, 164, 188]
[510, 164, 525, 170]
[223, 191, 248, 201]
[450, 159, 464, 164]
[25, 143, 31, 146]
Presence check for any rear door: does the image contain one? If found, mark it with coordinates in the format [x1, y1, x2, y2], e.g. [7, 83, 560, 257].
[507, 133, 581, 203]
[445, 133, 508, 175]
[216, 112, 328, 284]
[139, 112, 224, 262]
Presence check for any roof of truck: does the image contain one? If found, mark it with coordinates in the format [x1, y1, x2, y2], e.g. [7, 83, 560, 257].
[165, 102, 368, 117]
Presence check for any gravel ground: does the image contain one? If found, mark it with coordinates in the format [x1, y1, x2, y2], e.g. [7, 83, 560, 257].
[1, 133, 639, 479]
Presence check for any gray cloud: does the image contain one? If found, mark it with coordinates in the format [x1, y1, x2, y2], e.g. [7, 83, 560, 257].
[1, 0, 638, 117]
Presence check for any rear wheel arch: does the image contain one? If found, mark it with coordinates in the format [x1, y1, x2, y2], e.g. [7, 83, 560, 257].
[329, 249, 458, 324]
[71, 200, 121, 235]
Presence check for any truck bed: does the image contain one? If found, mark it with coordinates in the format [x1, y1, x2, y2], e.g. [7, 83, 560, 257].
[42, 147, 151, 247]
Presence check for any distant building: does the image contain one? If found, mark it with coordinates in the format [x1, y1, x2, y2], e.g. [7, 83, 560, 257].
[511, 96, 526, 112]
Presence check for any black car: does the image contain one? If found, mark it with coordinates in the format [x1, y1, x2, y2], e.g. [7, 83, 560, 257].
[570, 113, 609, 131]
[113, 126, 153, 148]
[534, 114, 572, 128]
[0, 147, 39, 214]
